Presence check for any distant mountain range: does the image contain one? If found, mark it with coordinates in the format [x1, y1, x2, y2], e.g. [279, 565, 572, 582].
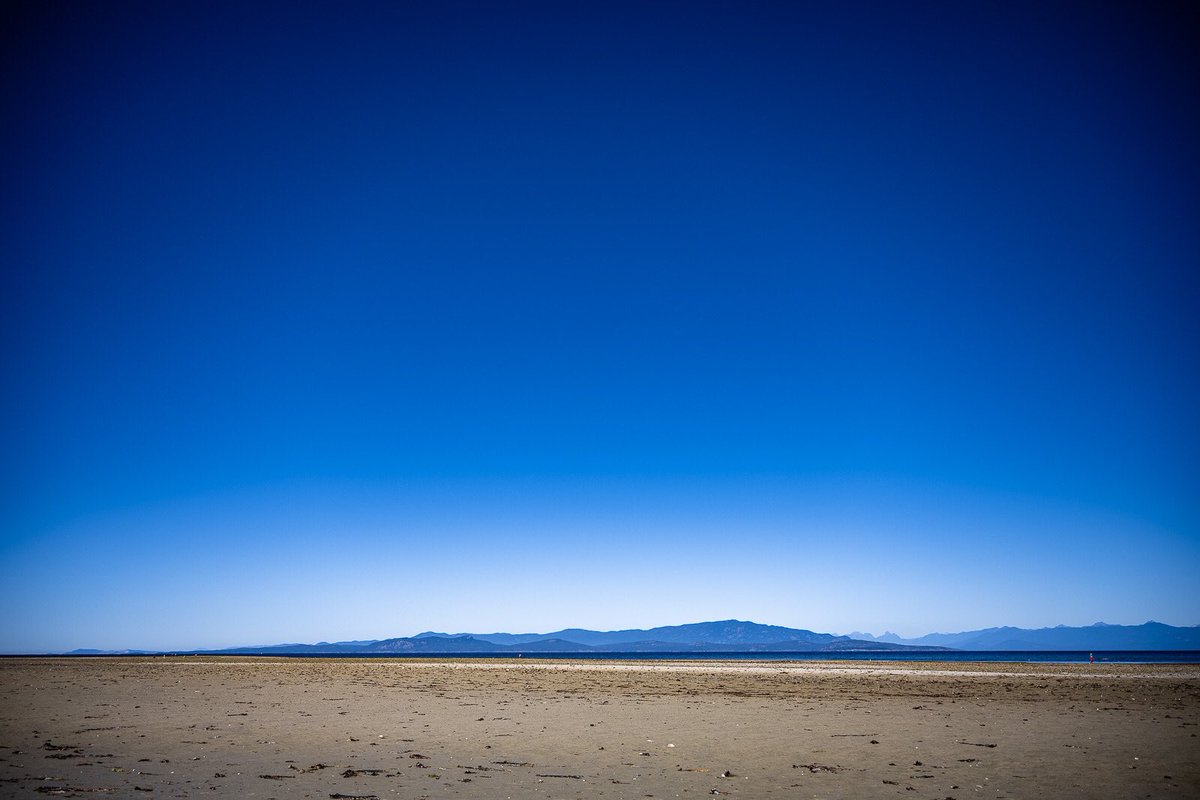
[195, 620, 936, 656]
[844, 621, 1200, 651]
[58, 618, 1200, 656]
[59, 620, 940, 656]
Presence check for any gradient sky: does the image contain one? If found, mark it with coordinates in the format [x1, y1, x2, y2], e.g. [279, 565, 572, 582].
[2, 1, 1197, 651]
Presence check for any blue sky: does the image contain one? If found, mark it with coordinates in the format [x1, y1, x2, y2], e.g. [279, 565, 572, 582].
[2, 1, 1197, 651]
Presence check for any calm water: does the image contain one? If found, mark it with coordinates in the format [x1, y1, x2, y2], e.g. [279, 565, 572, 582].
[34, 650, 1200, 664]
[225, 650, 1200, 664]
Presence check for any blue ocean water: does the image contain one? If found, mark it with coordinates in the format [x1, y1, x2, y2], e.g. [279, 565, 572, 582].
[270, 650, 1200, 664]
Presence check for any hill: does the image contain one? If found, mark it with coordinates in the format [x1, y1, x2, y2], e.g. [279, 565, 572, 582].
[850, 621, 1200, 650]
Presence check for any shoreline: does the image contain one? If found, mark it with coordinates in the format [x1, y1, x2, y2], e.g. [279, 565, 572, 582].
[9, 654, 1200, 678]
[10, 648, 1199, 665]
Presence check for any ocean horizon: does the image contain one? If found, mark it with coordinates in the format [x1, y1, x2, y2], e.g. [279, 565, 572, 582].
[30, 650, 1200, 664]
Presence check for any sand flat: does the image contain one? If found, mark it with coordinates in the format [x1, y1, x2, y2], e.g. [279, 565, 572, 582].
[1, 657, 1197, 798]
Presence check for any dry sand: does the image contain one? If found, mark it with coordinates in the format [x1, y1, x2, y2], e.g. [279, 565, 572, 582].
[1, 657, 1197, 798]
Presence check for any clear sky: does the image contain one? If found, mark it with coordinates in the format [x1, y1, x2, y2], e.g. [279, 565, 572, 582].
[2, 1, 1197, 652]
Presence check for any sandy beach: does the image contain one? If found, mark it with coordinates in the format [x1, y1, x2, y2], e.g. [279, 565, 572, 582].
[1, 657, 1197, 798]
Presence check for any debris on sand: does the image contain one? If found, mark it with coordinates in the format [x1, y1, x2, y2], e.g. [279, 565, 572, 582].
[35, 789, 113, 796]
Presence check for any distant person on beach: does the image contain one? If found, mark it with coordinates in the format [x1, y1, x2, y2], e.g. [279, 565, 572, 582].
[1089, 652, 1095, 664]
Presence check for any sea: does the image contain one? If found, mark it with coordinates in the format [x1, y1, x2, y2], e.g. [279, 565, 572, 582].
[220, 650, 1200, 664]
[27, 650, 1200, 664]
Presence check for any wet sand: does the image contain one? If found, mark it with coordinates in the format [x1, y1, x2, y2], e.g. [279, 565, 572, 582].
[1, 657, 1197, 798]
